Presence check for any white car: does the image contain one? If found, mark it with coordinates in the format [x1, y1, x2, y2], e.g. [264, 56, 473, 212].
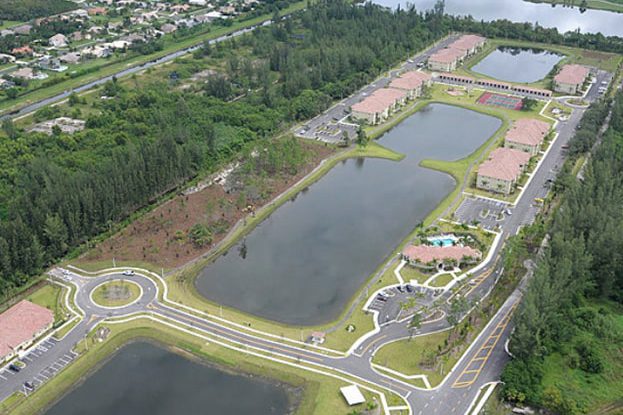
[122, 270, 135, 276]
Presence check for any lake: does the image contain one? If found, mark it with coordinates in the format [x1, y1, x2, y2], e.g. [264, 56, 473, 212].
[471, 47, 563, 83]
[195, 104, 502, 325]
[372, 0, 623, 37]
[45, 342, 292, 415]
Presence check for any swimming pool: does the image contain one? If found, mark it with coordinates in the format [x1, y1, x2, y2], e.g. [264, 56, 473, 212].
[427, 235, 458, 247]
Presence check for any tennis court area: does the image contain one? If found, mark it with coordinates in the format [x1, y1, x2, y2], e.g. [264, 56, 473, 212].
[477, 92, 523, 110]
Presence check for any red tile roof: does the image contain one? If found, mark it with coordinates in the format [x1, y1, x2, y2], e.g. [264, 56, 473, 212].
[478, 147, 531, 181]
[402, 245, 481, 264]
[351, 88, 407, 115]
[450, 34, 486, 52]
[429, 47, 465, 64]
[505, 118, 551, 147]
[554, 64, 589, 86]
[389, 71, 431, 91]
[0, 300, 54, 359]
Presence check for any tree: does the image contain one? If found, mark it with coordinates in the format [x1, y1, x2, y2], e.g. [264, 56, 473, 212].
[43, 214, 68, 259]
[408, 313, 422, 331]
[521, 97, 538, 111]
[446, 296, 469, 326]
[356, 126, 368, 147]
[2, 119, 17, 139]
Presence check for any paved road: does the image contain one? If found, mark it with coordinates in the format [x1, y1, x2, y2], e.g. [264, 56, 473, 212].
[0, 40, 612, 415]
[0, 20, 275, 121]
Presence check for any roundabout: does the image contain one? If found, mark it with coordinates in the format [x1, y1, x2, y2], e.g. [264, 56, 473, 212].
[90, 279, 142, 309]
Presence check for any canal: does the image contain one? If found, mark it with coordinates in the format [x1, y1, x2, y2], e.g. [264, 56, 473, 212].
[195, 104, 502, 325]
[372, 0, 623, 37]
[44, 342, 292, 415]
[471, 47, 563, 84]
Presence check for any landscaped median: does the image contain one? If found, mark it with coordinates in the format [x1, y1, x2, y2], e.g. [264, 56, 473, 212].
[0, 316, 406, 415]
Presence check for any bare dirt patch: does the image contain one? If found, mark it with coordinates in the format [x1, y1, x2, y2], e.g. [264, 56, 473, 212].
[79, 141, 334, 269]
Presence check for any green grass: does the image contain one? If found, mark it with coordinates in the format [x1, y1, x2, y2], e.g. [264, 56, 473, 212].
[91, 280, 141, 308]
[428, 273, 454, 288]
[524, 0, 623, 13]
[373, 330, 458, 387]
[25, 283, 66, 323]
[1, 318, 402, 415]
[0, 1, 307, 115]
[0, 20, 23, 30]
[400, 266, 430, 284]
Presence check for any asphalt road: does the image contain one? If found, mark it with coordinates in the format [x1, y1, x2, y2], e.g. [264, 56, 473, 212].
[0, 39, 613, 415]
[0, 20, 274, 121]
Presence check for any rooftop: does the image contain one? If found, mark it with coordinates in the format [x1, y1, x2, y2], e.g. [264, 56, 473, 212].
[0, 300, 54, 359]
[554, 64, 590, 86]
[450, 34, 486, 51]
[429, 47, 465, 64]
[389, 71, 431, 90]
[505, 118, 551, 146]
[351, 88, 407, 114]
[478, 147, 531, 181]
[402, 244, 482, 264]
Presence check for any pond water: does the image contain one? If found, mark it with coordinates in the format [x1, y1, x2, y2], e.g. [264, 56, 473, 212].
[372, 0, 623, 37]
[44, 342, 292, 415]
[471, 47, 563, 83]
[195, 104, 501, 325]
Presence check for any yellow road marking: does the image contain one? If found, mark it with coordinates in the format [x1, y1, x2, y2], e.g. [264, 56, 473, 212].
[360, 334, 387, 355]
[451, 303, 517, 388]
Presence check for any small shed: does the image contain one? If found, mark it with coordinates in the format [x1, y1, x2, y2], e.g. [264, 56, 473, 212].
[310, 331, 325, 344]
[340, 385, 365, 406]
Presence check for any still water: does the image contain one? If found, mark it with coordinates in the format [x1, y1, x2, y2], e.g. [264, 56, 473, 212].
[372, 0, 623, 37]
[471, 47, 563, 83]
[45, 342, 292, 415]
[196, 104, 501, 325]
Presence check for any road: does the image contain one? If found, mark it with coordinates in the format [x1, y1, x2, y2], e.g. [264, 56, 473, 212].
[0, 20, 275, 121]
[0, 41, 613, 415]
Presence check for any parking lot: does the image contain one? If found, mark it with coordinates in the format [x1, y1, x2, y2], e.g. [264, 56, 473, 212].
[454, 196, 510, 230]
[0, 337, 77, 396]
[367, 284, 438, 324]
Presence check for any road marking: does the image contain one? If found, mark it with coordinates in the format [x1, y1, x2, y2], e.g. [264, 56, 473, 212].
[451, 303, 517, 388]
[360, 334, 387, 355]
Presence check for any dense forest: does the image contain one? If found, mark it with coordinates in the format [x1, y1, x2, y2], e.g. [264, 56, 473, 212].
[501, 93, 623, 413]
[0, 1, 450, 298]
[0, 0, 76, 21]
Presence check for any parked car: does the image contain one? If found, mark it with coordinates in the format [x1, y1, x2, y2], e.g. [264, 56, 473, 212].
[8, 364, 20, 373]
[405, 285, 413, 293]
[24, 382, 34, 390]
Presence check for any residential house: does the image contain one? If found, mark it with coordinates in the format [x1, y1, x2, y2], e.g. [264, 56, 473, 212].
[1, 29, 15, 37]
[477, 147, 531, 195]
[0, 53, 16, 64]
[189, 0, 207, 5]
[504, 118, 551, 156]
[59, 52, 82, 65]
[11, 46, 34, 57]
[82, 45, 111, 58]
[88, 7, 107, 16]
[49, 33, 69, 48]
[13, 25, 33, 36]
[553, 64, 590, 95]
[160, 23, 177, 34]
[38, 56, 67, 72]
[0, 300, 54, 363]
[402, 244, 482, 270]
[11, 67, 48, 80]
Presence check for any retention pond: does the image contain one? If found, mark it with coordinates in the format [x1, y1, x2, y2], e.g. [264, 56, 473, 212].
[195, 103, 501, 325]
[44, 342, 292, 415]
[471, 47, 563, 84]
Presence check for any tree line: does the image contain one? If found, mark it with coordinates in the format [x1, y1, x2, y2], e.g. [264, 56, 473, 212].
[501, 92, 623, 413]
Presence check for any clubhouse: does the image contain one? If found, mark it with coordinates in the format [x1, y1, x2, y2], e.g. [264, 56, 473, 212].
[0, 300, 54, 363]
[402, 244, 482, 270]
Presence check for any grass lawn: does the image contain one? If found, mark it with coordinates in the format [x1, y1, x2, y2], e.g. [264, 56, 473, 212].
[0, 20, 23, 30]
[0, 318, 402, 415]
[543, 99, 572, 120]
[400, 266, 430, 284]
[428, 273, 454, 288]
[25, 283, 66, 323]
[91, 280, 141, 308]
[373, 330, 458, 387]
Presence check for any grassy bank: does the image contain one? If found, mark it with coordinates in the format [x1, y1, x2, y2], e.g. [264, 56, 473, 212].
[0, 318, 401, 415]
